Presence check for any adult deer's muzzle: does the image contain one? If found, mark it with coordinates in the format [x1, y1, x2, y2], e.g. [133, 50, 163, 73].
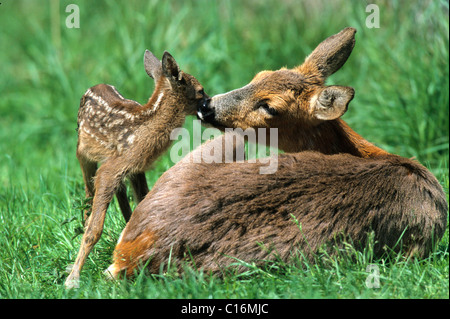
[197, 97, 214, 122]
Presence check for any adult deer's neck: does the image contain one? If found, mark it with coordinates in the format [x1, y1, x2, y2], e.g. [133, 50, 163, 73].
[279, 119, 389, 158]
[336, 119, 388, 157]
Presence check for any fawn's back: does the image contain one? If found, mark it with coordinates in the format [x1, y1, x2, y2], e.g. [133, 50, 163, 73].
[77, 84, 146, 161]
[76, 51, 208, 167]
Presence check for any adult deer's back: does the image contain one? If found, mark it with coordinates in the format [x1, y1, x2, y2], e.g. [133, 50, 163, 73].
[109, 147, 447, 277]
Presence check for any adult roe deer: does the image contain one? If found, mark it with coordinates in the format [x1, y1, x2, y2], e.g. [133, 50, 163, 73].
[107, 28, 448, 278]
[65, 50, 209, 288]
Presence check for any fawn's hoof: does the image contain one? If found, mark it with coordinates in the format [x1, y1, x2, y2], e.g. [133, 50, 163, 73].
[65, 265, 80, 289]
[104, 264, 119, 280]
[64, 276, 80, 289]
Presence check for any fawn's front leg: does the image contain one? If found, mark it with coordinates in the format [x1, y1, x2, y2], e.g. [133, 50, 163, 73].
[115, 181, 132, 222]
[65, 158, 127, 289]
[129, 172, 149, 203]
[113, 173, 149, 223]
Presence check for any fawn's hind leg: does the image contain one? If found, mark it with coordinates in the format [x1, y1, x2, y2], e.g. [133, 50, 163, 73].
[77, 155, 97, 226]
[65, 158, 128, 289]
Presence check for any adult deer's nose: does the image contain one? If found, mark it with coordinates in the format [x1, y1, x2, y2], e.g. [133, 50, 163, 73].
[197, 98, 214, 122]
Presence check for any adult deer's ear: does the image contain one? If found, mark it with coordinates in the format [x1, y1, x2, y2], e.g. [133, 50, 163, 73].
[162, 51, 183, 83]
[143, 49, 162, 81]
[311, 86, 355, 120]
[297, 27, 356, 80]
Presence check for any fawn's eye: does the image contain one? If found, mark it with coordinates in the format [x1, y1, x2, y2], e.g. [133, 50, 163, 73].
[195, 88, 205, 99]
[256, 100, 278, 116]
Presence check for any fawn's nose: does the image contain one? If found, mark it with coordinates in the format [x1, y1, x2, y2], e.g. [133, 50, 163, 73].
[197, 98, 214, 122]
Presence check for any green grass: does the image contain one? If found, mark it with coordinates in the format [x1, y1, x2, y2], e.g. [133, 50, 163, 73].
[0, 0, 448, 299]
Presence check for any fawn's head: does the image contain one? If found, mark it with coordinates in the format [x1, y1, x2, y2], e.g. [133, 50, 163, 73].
[144, 50, 209, 115]
[198, 27, 356, 135]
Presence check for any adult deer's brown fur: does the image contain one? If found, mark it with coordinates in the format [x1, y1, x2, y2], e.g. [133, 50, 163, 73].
[107, 28, 447, 279]
[65, 50, 208, 288]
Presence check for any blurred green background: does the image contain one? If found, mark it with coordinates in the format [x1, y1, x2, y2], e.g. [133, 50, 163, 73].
[0, 0, 448, 298]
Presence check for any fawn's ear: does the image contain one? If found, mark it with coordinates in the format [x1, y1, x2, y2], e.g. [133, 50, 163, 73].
[144, 50, 162, 80]
[297, 27, 356, 80]
[310, 86, 355, 120]
[162, 51, 183, 83]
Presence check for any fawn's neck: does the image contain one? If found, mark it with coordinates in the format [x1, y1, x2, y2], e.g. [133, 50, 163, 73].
[280, 119, 388, 158]
[129, 81, 189, 171]
[141, 80, 186, 127]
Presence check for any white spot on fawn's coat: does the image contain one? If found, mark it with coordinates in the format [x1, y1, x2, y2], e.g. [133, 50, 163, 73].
[153, 92, 164, 112]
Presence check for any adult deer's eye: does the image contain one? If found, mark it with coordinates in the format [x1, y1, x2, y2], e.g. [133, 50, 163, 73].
[257, 100, 278, 116]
